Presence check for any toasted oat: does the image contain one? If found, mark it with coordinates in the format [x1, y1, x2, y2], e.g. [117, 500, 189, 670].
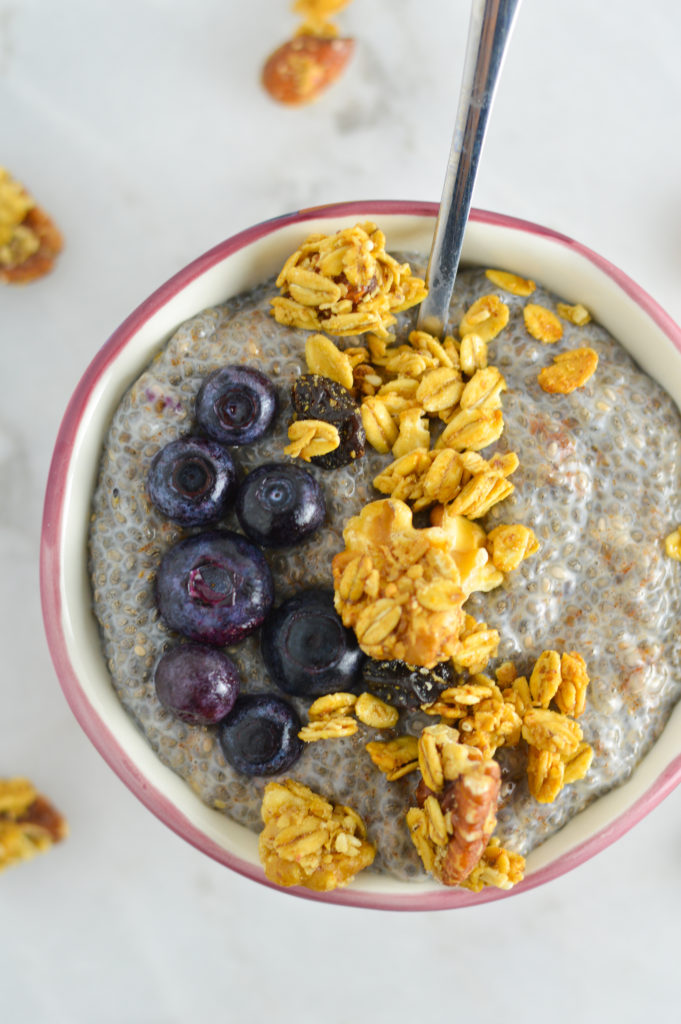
[554, 651, 590, 717]
[527, 747, 565, 803]
[355, 692, 399, 729]
[459, 333, 488, 376]
[436, 406, 504, 452]
[529, 649, 562, 708]
[366, 735, 419, 780]
[308, 692, 358, 719]
[258, 779, 375, 890]
[537, 347, 598, 394]
[284, 418, 340, 460]
[298, 715, 358, 742]
[484, 269, 536, 297]
[665, 527, 681, 560]
[522, 708, 583, 758]
[556, 301, 591, 325]
[391, 407, 430, 458]
[523, 303, 564, 343]
[459, 294, 510, 342]
[360, 395, 399, 453]
[305, 333, 354, 389]
[486, 523, 540, 572]
[416, 367, 464, 414]
[563, 741, 594, 784]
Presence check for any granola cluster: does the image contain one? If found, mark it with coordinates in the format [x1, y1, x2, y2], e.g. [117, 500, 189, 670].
[405, 725, 511, 886]
[0, 778, 68, 872]
[258, 778, 375, 891]
[271, 222, 427, 338]
[0, 167, 62, 284]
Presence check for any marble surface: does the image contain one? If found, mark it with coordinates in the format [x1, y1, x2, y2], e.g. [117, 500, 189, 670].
[3, 1, 681, 1020]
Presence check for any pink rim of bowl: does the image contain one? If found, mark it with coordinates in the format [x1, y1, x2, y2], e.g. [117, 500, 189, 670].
[41, 200, 681, 911]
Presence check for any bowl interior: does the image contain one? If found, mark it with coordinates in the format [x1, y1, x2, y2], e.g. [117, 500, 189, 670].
[42, 202, 681, 910]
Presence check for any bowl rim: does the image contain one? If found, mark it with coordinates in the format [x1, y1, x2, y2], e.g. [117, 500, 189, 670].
[41, 199, 681, 910]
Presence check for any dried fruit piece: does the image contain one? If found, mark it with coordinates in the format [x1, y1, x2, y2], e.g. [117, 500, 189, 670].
[291, 373, 365, 468]
[537, 347, 599, 394]
[523, 303, 563, 343]
[484, 269, 536, 296]
[262, 34, 355, 105]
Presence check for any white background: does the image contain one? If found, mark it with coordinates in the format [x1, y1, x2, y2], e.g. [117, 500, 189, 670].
[3, 1, 681, 1020]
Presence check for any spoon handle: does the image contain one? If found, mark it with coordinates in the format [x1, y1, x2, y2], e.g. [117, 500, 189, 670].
[417, 0, 522, 337]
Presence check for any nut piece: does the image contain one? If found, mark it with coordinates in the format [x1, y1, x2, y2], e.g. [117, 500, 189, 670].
[537, 347, 599, 394]
[262, 35, 355, 105]
[523, 303, 564, 343]
[258, 779, 375, 890]
[484, 269, 536, 297]
[0, 777, 68, 871]
[407, 726, 502, 886]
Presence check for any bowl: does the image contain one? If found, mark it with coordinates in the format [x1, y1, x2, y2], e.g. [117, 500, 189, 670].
[40, 200, 681, 910]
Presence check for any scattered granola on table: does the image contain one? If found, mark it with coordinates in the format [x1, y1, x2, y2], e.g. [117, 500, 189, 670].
[0, 167, 63, 284]
[88, 220, 681, 895]
[0, 778, 68, 872]
[262, 0, 355, 105]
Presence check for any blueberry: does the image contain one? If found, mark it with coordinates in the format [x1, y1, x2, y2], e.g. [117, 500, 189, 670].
[361, 659, 455, 709]
[155, 530, 274, 646]
[146, 436, 237, 526]
[154, 643, 240, 724]
[290, 374, 365, 470]
[217, 694, 303, 776]
[261, 588, 365, 697]
[235, 462, 325, 547]
[196, 365, 277, 445]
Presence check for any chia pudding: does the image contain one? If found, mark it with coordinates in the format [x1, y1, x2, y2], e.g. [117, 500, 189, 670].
[88, 257, 681, 882]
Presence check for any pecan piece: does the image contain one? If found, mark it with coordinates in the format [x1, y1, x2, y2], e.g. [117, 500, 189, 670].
[262, 34, 355, 105]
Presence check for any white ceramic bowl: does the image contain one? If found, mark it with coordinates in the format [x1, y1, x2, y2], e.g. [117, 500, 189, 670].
[41, 201, 681, 910]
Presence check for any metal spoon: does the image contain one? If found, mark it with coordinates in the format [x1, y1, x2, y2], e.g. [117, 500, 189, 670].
[416, 0, 522, 338]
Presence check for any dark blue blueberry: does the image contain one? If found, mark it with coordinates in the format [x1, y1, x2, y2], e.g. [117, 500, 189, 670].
[217, 694, 303, 776]
[155, 530, 274, 646]
[361, 659, 455, 709]
[146, 436, 237, 526]
[154, 642, 240, 725]
[235, 462, 325, 548]
[261, 588, 365, 697]
[196, 365, 277, 446]
[290, 374, 365, 470]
